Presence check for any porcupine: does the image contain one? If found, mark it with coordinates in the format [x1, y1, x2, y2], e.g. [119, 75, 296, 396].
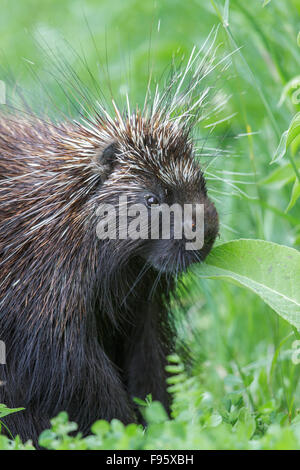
[0, 42, 223, 445]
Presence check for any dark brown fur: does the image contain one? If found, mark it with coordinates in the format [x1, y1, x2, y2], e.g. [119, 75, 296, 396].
[0, 101, 218, 445]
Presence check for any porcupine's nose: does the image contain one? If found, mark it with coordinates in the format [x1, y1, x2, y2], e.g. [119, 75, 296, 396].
[181, 205, 202, 240]
[181, 201, 218, 247]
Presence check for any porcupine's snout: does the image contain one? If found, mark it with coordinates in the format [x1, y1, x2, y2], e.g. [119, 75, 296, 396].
[139, 193, 219, 274]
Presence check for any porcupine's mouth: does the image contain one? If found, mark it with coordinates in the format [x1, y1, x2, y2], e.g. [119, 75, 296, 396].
[141, 237, 215, 274]
[137, 199, 219, 274]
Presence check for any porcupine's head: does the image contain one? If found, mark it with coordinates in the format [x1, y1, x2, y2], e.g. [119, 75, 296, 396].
[55, 40, 227, 277]
[86, 35, 228, 276]
[92, 108, 219, 275]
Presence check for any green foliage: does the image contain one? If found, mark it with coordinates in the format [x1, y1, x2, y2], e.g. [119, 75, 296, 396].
[273, 113, 300, 163]
[0, 404, 25, 420]
[0, 0, 300, 450]
[0, 405, 33, 449]
[2, 356, 300, 450]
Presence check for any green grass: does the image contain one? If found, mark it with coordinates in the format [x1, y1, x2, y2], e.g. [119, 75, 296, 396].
[1, 0, 300, 450]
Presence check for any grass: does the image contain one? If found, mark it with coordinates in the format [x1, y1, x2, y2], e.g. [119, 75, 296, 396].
[0, 0, 300, 449]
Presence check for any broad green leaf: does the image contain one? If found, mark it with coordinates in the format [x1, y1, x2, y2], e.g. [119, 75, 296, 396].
[286, 179, 300, 213]
[272, 113, 300, 163]
[196, 239, 300, 329]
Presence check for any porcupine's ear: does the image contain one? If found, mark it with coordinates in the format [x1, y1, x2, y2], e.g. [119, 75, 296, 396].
[93, 142, 118, 182]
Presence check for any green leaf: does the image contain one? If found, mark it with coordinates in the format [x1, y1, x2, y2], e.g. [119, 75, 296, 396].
[133, 397, 148, 407]
[91, 420, 110, 436]
[0, 404, 24, 419]
[262, 0, 271, 6]
[291, 134, 300, 156]
[259, 160, 300, 188]
[165, 364, 184, 374]
[234, 408, 256, 440]
[196, 240, 300, 329]
[286, 179, 300, 213]
[278, 76, 300, 107]
[144, 402, 168, 424]
[272, 113, 300, 163]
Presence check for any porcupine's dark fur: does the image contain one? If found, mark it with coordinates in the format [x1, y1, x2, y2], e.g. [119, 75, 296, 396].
[0, 40, 224, 445]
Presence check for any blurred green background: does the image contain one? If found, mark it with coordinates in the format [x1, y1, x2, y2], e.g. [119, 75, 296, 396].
[1, 0, 300, 445]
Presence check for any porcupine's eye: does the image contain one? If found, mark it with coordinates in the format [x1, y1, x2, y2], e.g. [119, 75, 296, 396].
[145, 195, 160, 208]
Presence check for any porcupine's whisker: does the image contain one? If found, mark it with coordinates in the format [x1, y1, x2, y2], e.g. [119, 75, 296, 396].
[35, 31, 106, 115]
[168, 25, 219, 113]
[148, 256, 169, 301]
[151, 27, 223, 126]
[120, 262, 151, 307]
[205, 176, 256, 186]
[207, 188, 237, 198]
[23, 54, 95, 124]
[204, 171, 257, 196]
[201, 127, 236, 172]
[169, 51, 235, 128]
[214, 170, 256, 176]
[209, 194, 222, 205]
[219, 222, 240, 235]
[195, 146, 232, 154]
